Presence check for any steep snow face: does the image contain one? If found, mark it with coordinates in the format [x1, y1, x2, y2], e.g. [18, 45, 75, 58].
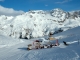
[0, 15, 13, 25]
[0, 9, 80, 39]
[0, 15, 14, 36]
[50, 8, 68, 21]
[10, 12, 58, 38]
[68, 11, 80, 19]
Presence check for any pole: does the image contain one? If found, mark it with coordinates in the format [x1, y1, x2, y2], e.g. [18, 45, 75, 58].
[78, 39, 79, 45]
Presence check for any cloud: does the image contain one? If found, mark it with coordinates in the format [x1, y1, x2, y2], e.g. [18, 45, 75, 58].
[0, 0, 4, 2]
[55, 0, 72, 4]
[45, 4, 48, 6]
[0, 5, 25, 16]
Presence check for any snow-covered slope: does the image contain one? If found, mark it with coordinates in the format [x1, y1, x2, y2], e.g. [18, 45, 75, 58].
[54, 26, 80, 39]
[0, 34, 23, 48]
[0, 8, 80, 39]
[0, 25, 80, 60]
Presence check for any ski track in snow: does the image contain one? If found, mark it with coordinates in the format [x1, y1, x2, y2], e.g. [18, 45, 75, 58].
[72, 50, 80, 60]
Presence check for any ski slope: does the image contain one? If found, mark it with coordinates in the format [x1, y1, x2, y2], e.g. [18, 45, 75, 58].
[0, 26, 80, 60]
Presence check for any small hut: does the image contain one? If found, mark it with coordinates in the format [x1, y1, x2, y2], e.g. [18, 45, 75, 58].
[48, 37, 56, 40]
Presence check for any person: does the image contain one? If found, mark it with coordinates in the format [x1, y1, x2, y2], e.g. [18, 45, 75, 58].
[33, 40, 41, 49]
[27, 44, 32, 50]
[55, 39, 59, 46]
[49, 32, 53, 37]
[63, 41, 68, 45]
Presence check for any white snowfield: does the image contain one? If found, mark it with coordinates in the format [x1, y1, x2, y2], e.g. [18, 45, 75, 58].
[0, 26, 80, 60]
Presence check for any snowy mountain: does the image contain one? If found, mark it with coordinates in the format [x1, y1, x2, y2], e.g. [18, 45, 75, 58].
[0, 8, 80, 39]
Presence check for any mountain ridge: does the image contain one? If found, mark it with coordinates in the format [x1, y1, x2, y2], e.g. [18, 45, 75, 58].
[0, 8, 80, 39]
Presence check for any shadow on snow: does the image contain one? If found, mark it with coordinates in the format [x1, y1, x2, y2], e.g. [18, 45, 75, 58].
[18, 47, 27, 51]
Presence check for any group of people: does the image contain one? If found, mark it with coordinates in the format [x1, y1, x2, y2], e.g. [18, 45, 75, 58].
[27, 32, 59, 50]
[27, 39, 59, 50]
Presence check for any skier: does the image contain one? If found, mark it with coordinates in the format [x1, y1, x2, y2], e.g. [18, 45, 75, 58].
[55, 39, 59, 46]
[33, 40, 41, 49]
[63, 41, 68, 45]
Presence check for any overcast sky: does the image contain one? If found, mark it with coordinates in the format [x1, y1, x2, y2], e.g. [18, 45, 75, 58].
[0, 0, 80, 16]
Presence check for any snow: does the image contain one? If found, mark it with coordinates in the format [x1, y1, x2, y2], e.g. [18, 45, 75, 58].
[0, 8, 80, 60]
[0, 34, 23, 48]
[0, 9, 80, 39]
[0, 26, 80, 60]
